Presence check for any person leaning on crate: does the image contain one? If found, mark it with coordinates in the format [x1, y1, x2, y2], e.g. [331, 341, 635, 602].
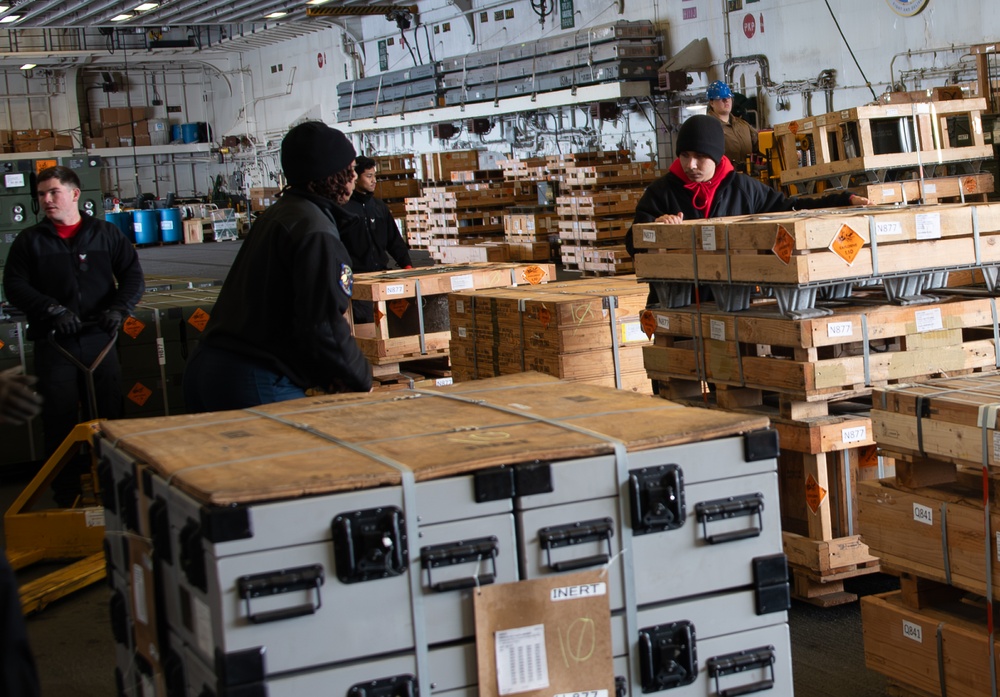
[2, 165, 144, 462]
[182, 121, 373, 411]
[341, 155, 413, 323]
[705, 80, 760, 171]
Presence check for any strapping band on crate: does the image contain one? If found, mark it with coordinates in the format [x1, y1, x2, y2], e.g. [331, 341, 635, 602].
[415, 279, 427, 355]
[973, 206, 982, 266]
[868, 216, 880, 278]
[991, 298, 1000, 369]
[517, 298, 527, 374]
[861, 315, 871, 388]
[939, 502, 952, 586]
[724, 224, 733, 286]
[936, 622, 948, 697]
[605, 295, 623, 390]
[409, 387, 643, 692]
[977, 401, 1000, 697]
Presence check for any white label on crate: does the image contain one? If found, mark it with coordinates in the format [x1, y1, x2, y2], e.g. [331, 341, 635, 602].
[496, 624, 549, 694]
[994, 432, 1000, 462]
[621, 321, 647, 343]
[4, 173, 24, 188]
[915, 212, 941, 240]
[551, 582, 607, 601]
[874, 221, 903, 237]
[827, 321, 853, 338]
[902, 620, 923, 643]
[458, 326, 468, 338]
[913, 503, 934, 526]
[84, 508, 104, 527]
[924, 184, 937, 194]
[842, 426, 867, 444]
[194, 596, 213, 657]
[882, 188, 896, 197]
[451, 274, 475, 291]
[656, 315, 671, 330]
[915, 308, 943, 333]
[710, 319, 726, 341]
[386, 283, 406, 295]
[642, 229, 656, 243]
[436, 377, 453, 386]
[915, 103, 931, 114]
[132, 563, 149, 624]
[555, 692, 608, 697]
[886, 108, 899, 116]
[701, 226, 717, 251]
[455, 299, 465, 314]
[803, 121, 814, 130]
[156, 337, 166, 365]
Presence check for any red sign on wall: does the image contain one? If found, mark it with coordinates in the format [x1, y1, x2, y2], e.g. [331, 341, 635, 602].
[743, 13, 756, 38]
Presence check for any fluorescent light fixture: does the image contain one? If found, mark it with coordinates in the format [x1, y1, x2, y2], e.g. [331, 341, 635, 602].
[306, 0, 331, 5]
[0, 6, 10, 13]
[20, 63, 35, 70]
[110, 13, 132, 21]
[0, 14, 20, 22]
[134, 2, 158, 10]
[264, 11, 287, 18]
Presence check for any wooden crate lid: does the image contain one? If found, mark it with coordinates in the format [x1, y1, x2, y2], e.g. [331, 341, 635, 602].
[100, 373, 768, 507]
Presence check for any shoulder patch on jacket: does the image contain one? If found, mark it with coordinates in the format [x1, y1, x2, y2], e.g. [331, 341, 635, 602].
[340, 263, 354, 296]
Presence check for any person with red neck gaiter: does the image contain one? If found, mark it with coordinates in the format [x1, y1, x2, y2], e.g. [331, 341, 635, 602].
[628, 114, 869, 259]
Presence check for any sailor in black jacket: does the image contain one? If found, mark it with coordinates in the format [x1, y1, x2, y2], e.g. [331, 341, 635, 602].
[183, 122, 372, 412]
[3, 165, 144, 458]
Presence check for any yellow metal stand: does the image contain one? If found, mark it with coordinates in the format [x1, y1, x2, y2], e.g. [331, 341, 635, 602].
[4, 420, 107, 614]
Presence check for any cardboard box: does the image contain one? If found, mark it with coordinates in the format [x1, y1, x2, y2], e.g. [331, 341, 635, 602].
[85, 136, 107, 149]
[248, 188, 280, 211]
[134, 133, 152, 147]
[131, 106, 151, 120]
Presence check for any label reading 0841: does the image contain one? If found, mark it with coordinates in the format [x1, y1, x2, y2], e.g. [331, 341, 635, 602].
[913, 503, 933, 526]
[902, 620, 923, 643]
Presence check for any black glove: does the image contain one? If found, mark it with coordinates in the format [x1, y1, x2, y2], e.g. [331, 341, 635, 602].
[48, 305, 82, 335]
[0, 368, 43, 425]
[98, 309, 124, 335]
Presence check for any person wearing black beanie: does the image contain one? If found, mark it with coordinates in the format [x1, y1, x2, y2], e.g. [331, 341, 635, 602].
[183, 121, 372, 410]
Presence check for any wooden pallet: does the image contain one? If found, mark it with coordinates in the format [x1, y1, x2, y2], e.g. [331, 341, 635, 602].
[557, 162, 657, 188]
[789, 556, 881, 607]
[556, 191, 643, 217]
[774, 98, 994, 187]
[845, 172, 993, 204]
[557, 218, 630, 241]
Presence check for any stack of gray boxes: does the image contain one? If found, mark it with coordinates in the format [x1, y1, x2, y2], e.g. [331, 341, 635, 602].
[99, 375, 792, 696]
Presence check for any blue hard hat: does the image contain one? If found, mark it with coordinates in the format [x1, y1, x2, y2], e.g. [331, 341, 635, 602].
[707, 81, 733, 100]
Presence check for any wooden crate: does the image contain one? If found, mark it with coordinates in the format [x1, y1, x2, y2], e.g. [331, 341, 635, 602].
[774, 98, 994, 186]
[556, 191, 643, 217]
[557, 218, 630, 241]
[498, 157, 548, 181]
[503, 209, 559, 239]
[633, 203, 1000, 287]
[374, 178, 421, 200]
[350, 262, 555, 365]
[373, 153, 416, 176]
[506, 240, 552, 261]
[436, 243, 509, 264]
[557, 162, 657, 188]
[843, 172, 993, 205]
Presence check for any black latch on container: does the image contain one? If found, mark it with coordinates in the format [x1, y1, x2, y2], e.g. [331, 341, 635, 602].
[743, 428, 779, 462]
[474, 466, 515, 502]
[96, 457, 117, 514]
[117, 471, 139, 532]
[629, 465, 685, 535]
[421, 536, 499, 592]
[178, 519, 207, 592]
[539, 517, 614, 572]
[615, 675, 627, 697]
[638, 620, 698, 692]
[200, 504, 253, 543]
[215, 645, 266, 688]
[753, 553, 791, 615]
[332, 506, 407, 584]
[109, 588, 131, 646]
[695, 493, 765, 545]
[148, 497, 172, 565]
[707, 645, 776, 697]
[348, 674, 417, 697]
[514, 461, 553, 496]
[237, 564, 325, 624]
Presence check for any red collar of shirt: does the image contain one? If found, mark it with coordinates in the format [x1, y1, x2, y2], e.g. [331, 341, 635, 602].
[53, 220, 83, 240]
[669, 156, 735, 217]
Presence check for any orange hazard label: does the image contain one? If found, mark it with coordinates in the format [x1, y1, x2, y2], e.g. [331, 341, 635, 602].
[772, 225, 795, 265]
[829, 225, 865, 266]
[805, 474, 827, 514]
[187, 308, 210, 332]
[122, 317, 145, 339]
[128, 382, 153, 406]
[521, 265, 547, 285]
[0, 339, 4, 350]
[859, 444, 879, 470]
[388, 299, 410, 318]
[374, 307, 385, 323]
[788, 121, 800, 135]
[35, 159, 56, 173]
[962, 176, 978, 193]
[640, 310, 657, 339]
[536, 306, 552, 330]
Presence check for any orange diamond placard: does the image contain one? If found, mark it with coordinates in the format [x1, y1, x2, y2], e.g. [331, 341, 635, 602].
[122, 317, 146, 339]
[829, 225, 865, 266]
[374, 307, 385, 323]
[788, 121, 800, 135]
[187, 308, 210, 332]
[521, 265, 547, 285]
[128, 382, 153, 406]
[805, 474, 827, 514]
[639, 310, 657, 339]
[536, 306, 552, 330]
[859, 444, 879, 471]
[772, 225, 795, 265]
[388, 299, 410, 319]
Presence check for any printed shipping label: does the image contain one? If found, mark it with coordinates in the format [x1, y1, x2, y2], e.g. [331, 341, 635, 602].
[710, 319, 726, 341]
[656, 315, 670, 330]
[85, 508, 105, 528]
[455, 299, 465, 314]
[914, 308, 943, 333]
[701, 226, 717, 251]
[451, 274, 475, 291]
[913, 503, 934, 526]
[496, 624, 549, 694]
[642, 229, 656, 243]
[993, 431, 1000, 463]
[621, 321, 647, 343]
[915, 212, 941, 240]
[902, 620, 923, 643]
[132, 563, 148, 625]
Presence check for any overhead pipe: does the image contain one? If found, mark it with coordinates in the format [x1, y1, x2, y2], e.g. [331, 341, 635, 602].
[889, 43, 978, 91]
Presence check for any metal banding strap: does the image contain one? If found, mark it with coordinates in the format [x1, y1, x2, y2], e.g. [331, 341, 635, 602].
[842, 449, 853, 537]
[606, 295, 622, 390]
[733, 316, 745, 387]
[940, 502, 951, 586]
[936, 622, 948, 697]
[868, 216, 880, 279]
[153, 309, 170, 415]
[415, 279, 427, 355]
[977, 402, 1000, 697]
[690, 228, 709, 391]
[470, 295, 480, 379]
[246, 408, 433, 692]
[518, 298, 527, 373]
[861, 314, 871, 388]
[724, 224, 733, 286]
[899, 182, 907, 207]
[411, 387, 642, 694]
[973, 205, 982, 266]
[991, 298, 1000, 369]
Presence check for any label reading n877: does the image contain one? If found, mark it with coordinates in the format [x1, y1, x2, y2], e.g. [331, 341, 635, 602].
[913, 503, 933, 526]
[642, 229, 656, 243]
[827, 321, 853, 338]
[386, 283, 406, 295]
[842, 426, 867, 444]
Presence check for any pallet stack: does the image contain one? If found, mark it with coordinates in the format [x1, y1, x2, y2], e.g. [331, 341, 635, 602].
[373, 153, 421, 221]
[448, 275, 652, 392]
[553, 151, 655, 276]
[503, 206, 559, 261]
[859, 373, 1000, 695]
[775, 97, 995, 204]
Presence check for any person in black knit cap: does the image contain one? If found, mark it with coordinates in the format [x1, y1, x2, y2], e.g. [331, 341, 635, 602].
[183, 121, 372, 411]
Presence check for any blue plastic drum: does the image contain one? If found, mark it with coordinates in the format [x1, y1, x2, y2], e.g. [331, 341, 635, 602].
[158, 207, 182, 244]
[132, 209, 160, 246]
[181, 123, 199, 144]
[105, 211, 135, 243]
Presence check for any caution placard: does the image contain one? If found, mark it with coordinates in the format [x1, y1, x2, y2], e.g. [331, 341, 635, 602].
[772, 225, 795, 265]
[122, 317, 146, 340]
[829, 225, 866, 266]
[521, 265, 548, 285]
[639, 309, 657, 339]
[187, 308, 211, 333]
[805, 474, 827, 514]
[388, 299, 410, 319]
